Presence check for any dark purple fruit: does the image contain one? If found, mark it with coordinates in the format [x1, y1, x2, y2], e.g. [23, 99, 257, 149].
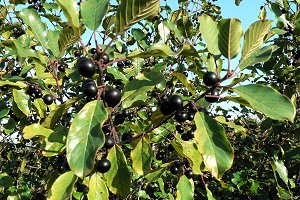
[124, 60, 131, 66]
[58, 65, 65, 72]
[185, 170, 193, 179]
[170, 164, 180, 175]
[203, 71, 219, 86]
[104, 136, 115, 149]
[117, 62, 124, 68]
[156, 152, 165, 160]
[122, 109, 130, 117]
[43, 94, 54, 105]
[186, 130, 194, 139]
[90, 48, 97, 54]
[96, 158, 111, 173]
[181, 133, 189, 141]
[97, 52, 110, 64]
[74, 51, 81, 57]
[187, 113, 194, 121]
[176, 125, 184, 133]
[114, 113, 125, 125]
[104, 88, 122, 107]
[77, 57, 95, 78]
[168, 95, 183, 111]
[82, 82, 98, 97]
[205, 89, 219, 103]
[160, 101, 172, 115]
[175, 111, 188, 123]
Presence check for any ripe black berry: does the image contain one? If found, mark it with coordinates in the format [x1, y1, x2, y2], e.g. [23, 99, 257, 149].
[58, 65, 65, 72]
[117, 62, 124, 68]
[181, 133, 189, 141]
[124, 60, 131, 66]
[74, 51, 81, 57]
[175, 111, 188, 123]
[82, 82, 98, 97]
[43, 94, 54, 105]
[160, 101, 172, 115]
[156, 152, 165, 160]
[96, 158, 111, 173]
[168, 144, 175, 151]
[114, 113, 125, 125]
[104, 136, 115, 149]
[170, 164, 180, 175]
[97, 52, 110, 64]
[187, 113, 194, 121]
[104, 88, 122, 107]
[34, 88, 43, 98]
[203, 71, 219, 86]
[185, 170, 193, 179]
[90, 48, 97, 54]
[186, 130, 194, 139]
[168, 95, 183, 111]
[205, 89, 219, 103]
[77, 57, 95, 78]
[122, 109, 130, 117]
[176, 125, 184, 133]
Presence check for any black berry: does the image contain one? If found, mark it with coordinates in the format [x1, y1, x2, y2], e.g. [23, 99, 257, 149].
[96, 158, 111, 173]
[185, 170, 193, 179]
[176, 125, 184, 133]
[104, 136, 115, 149]
[82, 82, 98, 97]
[77, 57, 95, 78]
[156, 152, 165, 160]
[203, 71, 219, 86]
[168, 95, 183, 111]
[160, 101, 172, 115]
[170, 164, 180, 175]
[43, 94, 54, 105]
[104, 88, 122, 107]
[186, 130, 194, 139]
[175, 111, 188, 123]
[205, 89, 219, 103]
[97, 52, 110, 64]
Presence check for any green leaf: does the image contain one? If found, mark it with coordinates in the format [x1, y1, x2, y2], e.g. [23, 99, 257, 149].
[47, 30, 60, 56]
[206, 187, 216, 200]
[215, 116, 246, 133]
[114, 0, 160, 33]
[58, 26, 85, 57]
[171, 72, 196, 97]
[18, 8, 49, 49]
[12, 89, 30, 116]
[67, 100, 108, 178]
[23, 123, 53, 139]
[241, 20, 272, 60]
[128, 43, 198, 58]
[199, 15, 221, 55]
[42, 126, 68, 157]
[107, 67, 128, 83]
[104, 145, 131, 197]
[122, 70, 164, 108]
[47, 171, 77, 200]
[176, 175, 194, 200]
[238, 45, 278, 70]
[194, 112, 234, 179]
[81, 0, 109, 31]
[145, 163, 169, 183]
[234, 84, 296, 122]
[87, 173, 109, 200]
[0, 80, 26, 88]
[131, 137, 152, 176]
[0, 173, 14, 187]
[271, 160, 289, 185]
[56, 0, 80, 31]
[42, 97, 79, 129]
[218, 18, 243, 59]
[181, 141, 203, 175]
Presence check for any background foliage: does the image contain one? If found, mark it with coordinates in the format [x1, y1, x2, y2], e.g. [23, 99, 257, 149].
[0, 0, 299, 199]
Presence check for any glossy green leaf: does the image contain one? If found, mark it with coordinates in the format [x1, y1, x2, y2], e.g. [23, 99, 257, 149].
[238, 45, 278, 70]
[199, 15, 221, 55]
[131, 137, 152, 175]
[12, 89, 30, 116]
[114, 0, 160, 33]
[241, 20, 272, 60]
[271, 160, 289, 185]
[67, 100, 108, 178]
[0, 173, 14, 187]
[0, 80, 26, 88]
[33, 98, 47, 119]
[128, 43, 198, 58]
[206, 187, 216, 200]
[81, 0, 109, 31]
[104, 145, 131, 196]
[234, 84, 296, 122]
[42, 97, 79, 129]
[194, 112, 234, 179]
[12, 40, 44, 61]
[171, 72, 196, 96]
[56, 0, 80, 30]
[181, 141, 203, 175]
[122, 70, 164, 108]
[218, 18, 243, 59]
[58, 26, 85, 57]
[47, 171, 77, 200]
[176, 175, 194, 200]
[42, 126, 68, 157]
[107, 67, 128, 83]
[18, 8, 49, 49]
[145, 163, 169, 183]
[215, 116, 246, 133]
[87, 173, 109, 200]
[47, 30, 60, 56]
[23, 123, 53, 139]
